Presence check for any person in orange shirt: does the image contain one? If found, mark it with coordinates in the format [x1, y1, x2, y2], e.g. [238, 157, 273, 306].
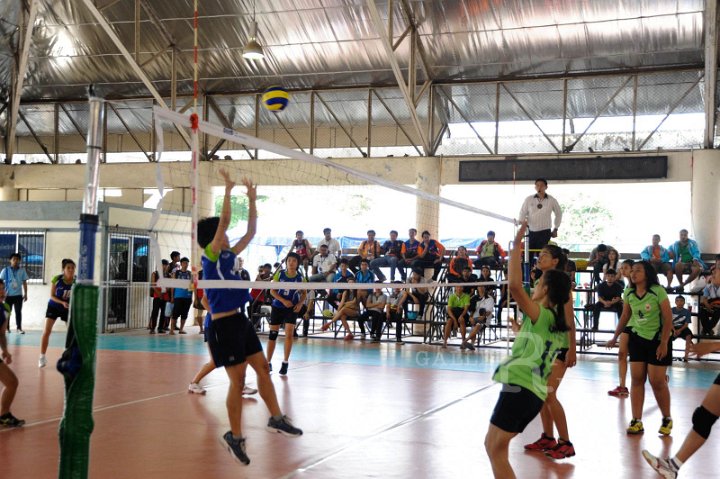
[640, 234, 673, 288]
[411, 231, 445, 281]
[349, 230, 382, 274]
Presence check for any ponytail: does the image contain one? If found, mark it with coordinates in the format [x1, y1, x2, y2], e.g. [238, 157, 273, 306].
[543, 269, 571, 333]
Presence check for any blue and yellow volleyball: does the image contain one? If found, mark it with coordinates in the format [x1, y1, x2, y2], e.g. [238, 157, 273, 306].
[262, 86, 290, 112]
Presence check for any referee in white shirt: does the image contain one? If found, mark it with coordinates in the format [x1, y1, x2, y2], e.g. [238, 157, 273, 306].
[517, 178, 563, 254]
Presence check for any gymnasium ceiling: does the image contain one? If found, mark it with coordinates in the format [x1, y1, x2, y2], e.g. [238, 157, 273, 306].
[0, 0, 709, 100]
[0, 0, 715, 149]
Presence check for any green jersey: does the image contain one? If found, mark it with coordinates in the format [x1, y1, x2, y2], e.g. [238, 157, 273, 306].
[448, 292, 471, 309]
[624, 284, 668, 340]
[492, 305, 564, 401]
[533, 278, 570, 349]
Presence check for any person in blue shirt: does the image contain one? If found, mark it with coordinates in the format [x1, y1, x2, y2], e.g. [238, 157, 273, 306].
[267, 252, 307, 376]
[38, 259, 75, 368]
[197, 169, 301, 466]
[671, 295, 693, 362]
[0, 279, 24, 427]
[170, 257, 193, 334]
[1, 253, 29, 334]
[668, 229, 706, 292]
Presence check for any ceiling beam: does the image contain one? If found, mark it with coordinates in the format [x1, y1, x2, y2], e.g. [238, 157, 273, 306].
[6, 0, 38, 163]
[78, 0, 191, 148]
[367, 0, 429, 154]
[704, 0, 718, 148]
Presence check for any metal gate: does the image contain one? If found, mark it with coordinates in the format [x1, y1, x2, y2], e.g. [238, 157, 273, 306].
[104, 228, 152, 331]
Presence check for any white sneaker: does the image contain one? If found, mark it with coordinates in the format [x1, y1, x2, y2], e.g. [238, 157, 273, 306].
[38, 355, 47, 368]
[242, 386, 258, 395]
[188, 382, 206, 394]
[642, 450, 678, 479]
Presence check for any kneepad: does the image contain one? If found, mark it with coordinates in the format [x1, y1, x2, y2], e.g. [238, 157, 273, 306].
[268, 330, 279, 341]
[692, 406, 718, 439]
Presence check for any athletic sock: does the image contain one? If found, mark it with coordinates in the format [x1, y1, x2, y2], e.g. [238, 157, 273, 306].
[271, 415, 283, 421]
[669, 457, 683, 471]
[232, 434, 243, 442]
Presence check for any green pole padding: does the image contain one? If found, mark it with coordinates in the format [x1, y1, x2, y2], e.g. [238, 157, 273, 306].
[58, 284, 98, 479]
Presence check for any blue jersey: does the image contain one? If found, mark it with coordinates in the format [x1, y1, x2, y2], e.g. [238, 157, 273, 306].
[201, 245, 250, 314]
[173, 269, 193, 299]
[49, 275, 74, 309]
[271, 270, 306, 309]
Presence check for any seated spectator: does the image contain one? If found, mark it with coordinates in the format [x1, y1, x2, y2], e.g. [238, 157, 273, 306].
[592, 269, 624, 331]
[299, 289, 316, 338]
[562, 248, 577, 289]
[363, 283, 388, 341]
[317, 227, 342, 259]
[355, 259, 376, 304]
[671, 295, 693, 361]
[460, 266, 479, 294]
[587, 243, 610, 286]
[321, 277, 361, 340]
[411, 230, 445, 281]
[398, 268, 430, 318]
[442, 285, 471, 349]
[291, 230, 313, 276]
[699, 268, 720, 336]
[385, 282, 405, 344]
[326, 259, 354, 309]
[668, 229, 706, 291]
[401, 228, 420, 275]
[370, 230, 405, 282]
[463, 285, 496, 350]
[349, 230, 382, 273]
[232, 257, 251, 280]
[640, 234, 674, 288]
[602, 247, 620, 276]
[249, 263, 273, 330]
[309, 244, 337, 282]
[473, 230, 506, 269]
[710, 254, 720, 275]
[447, 246, 471, 283]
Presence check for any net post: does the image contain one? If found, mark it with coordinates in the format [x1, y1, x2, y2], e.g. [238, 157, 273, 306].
[58, 88, 102, 479]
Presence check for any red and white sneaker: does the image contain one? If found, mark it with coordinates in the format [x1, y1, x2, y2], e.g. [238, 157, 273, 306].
[524, 434, 557, 452]
[608, 386, 629, 397]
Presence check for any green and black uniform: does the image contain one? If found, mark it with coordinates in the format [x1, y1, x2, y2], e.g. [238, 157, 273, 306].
[625, 284, 671, 366]
[490, 306, 564, 433]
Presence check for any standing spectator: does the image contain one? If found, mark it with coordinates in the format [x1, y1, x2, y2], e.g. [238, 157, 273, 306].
[317, 227, 341, 259]
[411, 231, 445, 281]
[517, 178, 562, 256]
[0, 279, 24, 427]
[1, 254, 28, 334]
[363, 283, 388, 341]
[699, 268, 720, 336]
[291, 231, 313, 276]
[447, 246, 471, 283]
[401, 228, 420, 275]
[592, 269, 624, 331]
[267, 252, 307, 376]
[170, 257, 193, 334]
[233, 257, 251, 281]
[166, 251, 181, 277]
[149, 259, 170, 334]
[349, 230, 381, 273]
[640, 234, 674, 288]
[193, 269, 205, 334]
[671, 295, 693, 361]
[668, 229, 706, 292]
[309, 244, 337, 282]
[39, 259, 76, 368]
[474, 231, 506, 269]
[370, 230, 405, 282]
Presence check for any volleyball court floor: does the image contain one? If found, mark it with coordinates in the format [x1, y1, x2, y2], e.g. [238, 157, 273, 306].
[2, 330, 719, 478]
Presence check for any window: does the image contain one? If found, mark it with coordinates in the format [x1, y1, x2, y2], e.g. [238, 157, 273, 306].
[0, 230, 46, 282]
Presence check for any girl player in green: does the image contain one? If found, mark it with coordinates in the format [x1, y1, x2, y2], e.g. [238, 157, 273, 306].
[608, 260, 673, 436]
[485, 222, 571, 479]
[523, 243, 577, 459]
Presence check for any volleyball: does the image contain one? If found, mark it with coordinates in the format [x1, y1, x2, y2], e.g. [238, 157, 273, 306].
[262, 86, 290, 112]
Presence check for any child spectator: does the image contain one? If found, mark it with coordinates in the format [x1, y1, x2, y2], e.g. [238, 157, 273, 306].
[671, 295, 693, 361]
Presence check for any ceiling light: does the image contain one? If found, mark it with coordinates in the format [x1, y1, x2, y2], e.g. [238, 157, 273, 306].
[242, 1, 264, 60]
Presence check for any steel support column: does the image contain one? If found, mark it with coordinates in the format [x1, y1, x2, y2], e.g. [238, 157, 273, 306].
[704, 0, 718, 148]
